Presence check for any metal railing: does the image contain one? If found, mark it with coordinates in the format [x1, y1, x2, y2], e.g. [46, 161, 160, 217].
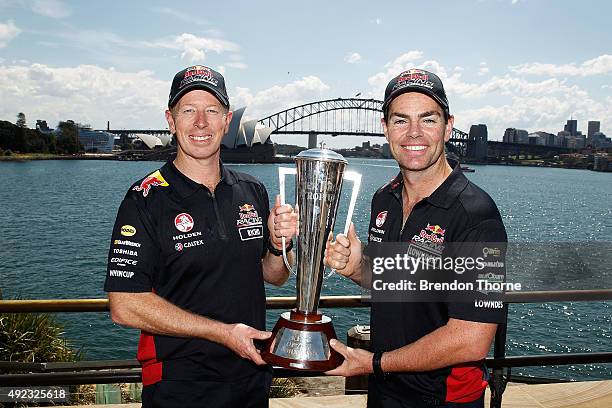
[1, 290, 611, 408]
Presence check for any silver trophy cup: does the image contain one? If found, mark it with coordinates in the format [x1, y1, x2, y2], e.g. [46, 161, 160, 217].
[261, 148, 361, 371]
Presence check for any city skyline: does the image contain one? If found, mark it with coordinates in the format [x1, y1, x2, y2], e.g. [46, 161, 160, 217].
[0, 0, 610, 148]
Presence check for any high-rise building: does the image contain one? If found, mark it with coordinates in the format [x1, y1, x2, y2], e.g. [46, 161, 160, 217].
[564, 119, 578, 136]
[587, 121, 600, 138]
[503, 128, 529, 144]
[503, 128, 515, 143]
[468, 124, 488, 159]
[557, 130, 570, 147]
[516, 129, 529, 144]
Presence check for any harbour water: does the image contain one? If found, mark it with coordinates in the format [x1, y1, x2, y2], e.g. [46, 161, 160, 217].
[0, 158, 610, 380]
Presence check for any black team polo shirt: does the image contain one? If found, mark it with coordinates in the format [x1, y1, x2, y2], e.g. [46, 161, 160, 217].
[104, 160, 271, 386]
[364, 159, 508, 404]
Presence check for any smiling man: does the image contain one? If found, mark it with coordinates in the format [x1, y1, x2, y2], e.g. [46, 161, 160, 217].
[104, 66, 296, 408]
[324, 69, 507, 408]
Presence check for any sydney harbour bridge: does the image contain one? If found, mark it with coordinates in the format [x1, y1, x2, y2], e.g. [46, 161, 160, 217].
[104, 98, 572, 161]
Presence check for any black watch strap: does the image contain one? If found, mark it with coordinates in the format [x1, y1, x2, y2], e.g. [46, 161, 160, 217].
[372, 351, 386, 380]
[267, 238, 293, 256]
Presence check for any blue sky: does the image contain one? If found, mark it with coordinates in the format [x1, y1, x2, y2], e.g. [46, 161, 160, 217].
[0, 0, 610, 147]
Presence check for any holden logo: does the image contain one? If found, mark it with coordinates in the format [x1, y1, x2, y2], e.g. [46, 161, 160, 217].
[174, 213, 194, 232]
[376, 211, 388, 228]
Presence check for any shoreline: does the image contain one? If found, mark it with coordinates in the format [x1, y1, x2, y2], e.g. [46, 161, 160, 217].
[0, 153, 608, 171]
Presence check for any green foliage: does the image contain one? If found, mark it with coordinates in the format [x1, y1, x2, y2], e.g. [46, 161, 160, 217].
[56, 120, 83, 154]
[4, 149, 12, 156]
[269, 378, 300, 398]
[0, 292, 83, 363]
[16, 112, 26, 128]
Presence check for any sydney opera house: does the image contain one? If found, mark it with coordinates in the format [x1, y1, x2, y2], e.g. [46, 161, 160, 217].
[134, 107, 276, 163]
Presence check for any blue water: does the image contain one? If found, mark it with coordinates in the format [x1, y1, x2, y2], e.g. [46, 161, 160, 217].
[0, 159, 610, 380]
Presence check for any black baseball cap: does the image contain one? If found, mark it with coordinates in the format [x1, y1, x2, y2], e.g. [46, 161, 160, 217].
[382, 69, 449, 116]
[168, 65, 230, 108]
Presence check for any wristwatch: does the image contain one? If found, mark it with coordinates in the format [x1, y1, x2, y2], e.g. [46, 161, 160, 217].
[372, 351, 387, 381]
[267, 238, 293, 256]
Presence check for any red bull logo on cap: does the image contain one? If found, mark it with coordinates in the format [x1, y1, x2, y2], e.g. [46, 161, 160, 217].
[399, 69, 429, 82]
[132, 170, 169, 197]
[184, 65, 213, 81]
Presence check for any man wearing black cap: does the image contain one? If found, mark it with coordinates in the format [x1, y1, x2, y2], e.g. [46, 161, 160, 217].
[324, 69, 507, 407]
[104, 65, 296, 407]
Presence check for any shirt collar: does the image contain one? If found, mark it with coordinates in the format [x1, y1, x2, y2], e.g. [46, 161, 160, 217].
[386, 158, 468, 209]
[161, 159, 237, 198]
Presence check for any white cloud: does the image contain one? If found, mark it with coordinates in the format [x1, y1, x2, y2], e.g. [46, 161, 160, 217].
[478, 62, 489, 76]
[367, 50, 425, 94]
[345, 52, 362, 64]
[30, 0, 71, 18]
[367, 53, 612, 140]
[226, 61, 248, 69]
[509, 54, 612, 77]
[231, 76, 330, 118]
[0, 63, 169, 129]
[39, 27, 242, 67]
[150, 6, 207, 25]
[0, 19, 20, 48]
[153, 33, 240, 63]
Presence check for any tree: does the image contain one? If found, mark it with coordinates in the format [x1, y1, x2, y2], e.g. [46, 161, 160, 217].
[57, 120, 83, 154]
[16, 112, 26, 128]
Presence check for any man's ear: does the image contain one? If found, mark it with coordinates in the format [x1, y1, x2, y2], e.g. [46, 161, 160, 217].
[223, 110, 233, 133]
[381, 117, 389, 142]
[165, 109, 176, 134]
[444, 115, 454, 143]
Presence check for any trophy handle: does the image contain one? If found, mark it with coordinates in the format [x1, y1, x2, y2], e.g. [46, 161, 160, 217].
[328, 170, 362, 277]
[278, 167, 297, 275]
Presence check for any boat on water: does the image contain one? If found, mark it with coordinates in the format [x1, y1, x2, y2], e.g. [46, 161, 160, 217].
[461, 166, 475, 172]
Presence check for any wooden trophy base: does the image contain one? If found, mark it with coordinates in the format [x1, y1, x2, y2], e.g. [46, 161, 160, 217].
[261, 309, 343, 371]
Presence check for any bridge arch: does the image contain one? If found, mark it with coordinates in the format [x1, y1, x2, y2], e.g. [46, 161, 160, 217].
[258, 98, 471, 155]
[258, 98, 384, 136]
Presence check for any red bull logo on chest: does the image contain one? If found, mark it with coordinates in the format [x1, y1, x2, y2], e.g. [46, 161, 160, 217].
[132, 170, 169, 197]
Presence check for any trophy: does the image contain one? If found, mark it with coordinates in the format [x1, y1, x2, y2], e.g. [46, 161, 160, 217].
[261, 148, 361, 371]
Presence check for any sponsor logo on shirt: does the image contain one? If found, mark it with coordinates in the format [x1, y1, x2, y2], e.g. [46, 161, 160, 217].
[109, 269, 135, 279]
[120, 225, 136, 237]
[474, 300, 504, 309]
[113, 248, 138, 256]
[375, 211, 388, 228]
[114, 239, 141, 248]
[409, 223, 447, 258]
[237, 203, 263, 241]
[369, 212, 388, 242]
[174, 213, 194, 232]
[174, 240, 204, 251]
[110, 257, 138, 266]
[483, 247, 501, 258]
[132, 170, 169, 198]
[172, 231, 202, 241]
[412, 223, 446, 245]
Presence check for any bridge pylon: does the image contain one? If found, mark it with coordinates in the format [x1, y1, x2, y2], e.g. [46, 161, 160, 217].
[308, 132, 318, 149]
